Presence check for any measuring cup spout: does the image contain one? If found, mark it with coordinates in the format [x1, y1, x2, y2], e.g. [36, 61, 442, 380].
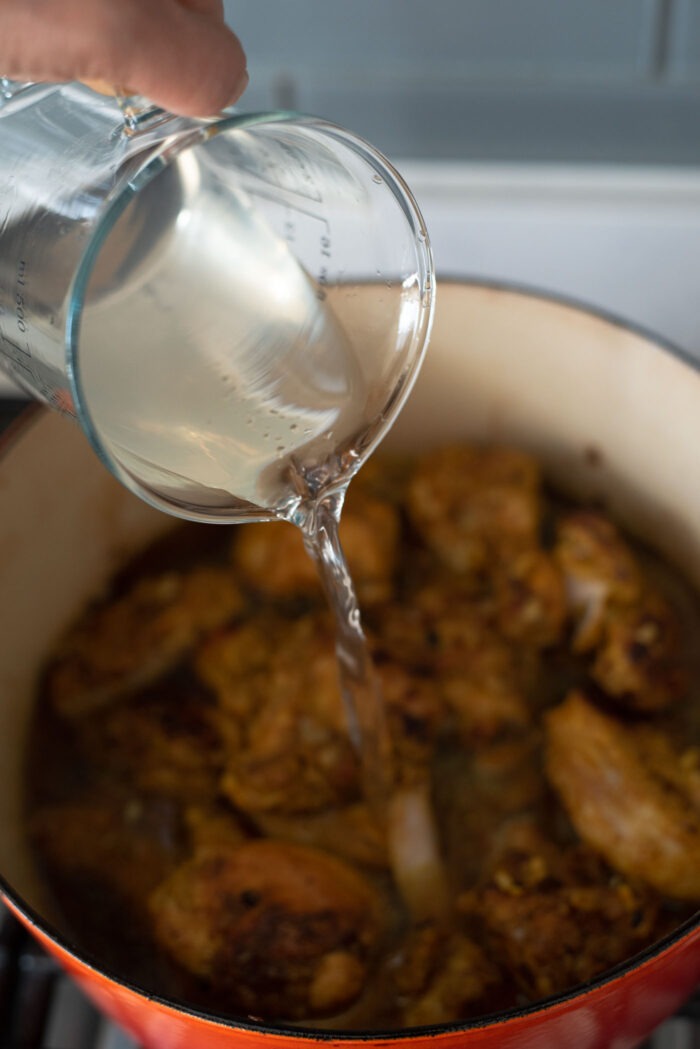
[88, 85, 174, 136]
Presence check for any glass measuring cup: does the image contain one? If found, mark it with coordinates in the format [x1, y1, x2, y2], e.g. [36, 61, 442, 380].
[0, 79, 434, 523]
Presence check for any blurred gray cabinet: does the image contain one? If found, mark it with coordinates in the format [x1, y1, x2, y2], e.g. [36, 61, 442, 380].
[669, 0, 700, 80]
[224, 0, 700, 164]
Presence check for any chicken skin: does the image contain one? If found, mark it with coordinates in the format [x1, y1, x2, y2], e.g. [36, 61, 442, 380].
[554, 512, 685, 711]
[77, 695, 225, 803]
[554, 510, 643, 651]
[545, 691, 700, 900]
[197, 613, 360, 816]
[149, 840, 384, 1020]
[461, 831, 658, 999]
[377, 589, 534, 744]
[492, 547, 567, 650]
[48, 566, 243, 718]
[406, 445, 541, 576]
[590, 592, 686, 712]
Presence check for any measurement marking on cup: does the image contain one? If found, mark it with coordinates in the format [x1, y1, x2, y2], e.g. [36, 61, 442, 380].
[0, 340, 33, 378]
[0, 329, 30, 358]
[0, 317, 35, 383]
[15, 259, 27, 333]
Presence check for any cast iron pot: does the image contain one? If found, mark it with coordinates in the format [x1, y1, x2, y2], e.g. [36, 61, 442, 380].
[0, 281, 698, 1048]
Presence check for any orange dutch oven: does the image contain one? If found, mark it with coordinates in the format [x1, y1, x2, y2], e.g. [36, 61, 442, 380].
[0, 281, 698, 1048]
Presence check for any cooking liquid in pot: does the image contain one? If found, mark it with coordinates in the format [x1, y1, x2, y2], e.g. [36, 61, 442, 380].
[24, 446, 700, 1029]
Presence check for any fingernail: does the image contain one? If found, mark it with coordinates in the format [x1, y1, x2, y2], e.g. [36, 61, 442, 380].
[82, 78, 118, 96]
[82, 80, 138, 101]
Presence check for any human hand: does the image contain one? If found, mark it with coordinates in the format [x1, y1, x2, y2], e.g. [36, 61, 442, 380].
[0, 0, 248, 116]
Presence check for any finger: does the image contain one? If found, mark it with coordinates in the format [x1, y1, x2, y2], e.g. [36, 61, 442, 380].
[116, 0, 249, 115]
[0, 0, 248, 116]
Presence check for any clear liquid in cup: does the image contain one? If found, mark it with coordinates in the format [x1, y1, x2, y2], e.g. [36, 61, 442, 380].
[78, 158, 371, 521]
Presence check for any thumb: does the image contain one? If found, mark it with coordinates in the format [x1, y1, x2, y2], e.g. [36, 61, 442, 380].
[116, 0, 249, 116]
[0, 0, 248, 118]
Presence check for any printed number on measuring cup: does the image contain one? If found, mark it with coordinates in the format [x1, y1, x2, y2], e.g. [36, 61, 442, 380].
[15, 260, 27, 334]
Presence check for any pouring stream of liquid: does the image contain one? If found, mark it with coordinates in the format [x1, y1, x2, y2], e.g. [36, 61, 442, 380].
[299, 493, 450, 923]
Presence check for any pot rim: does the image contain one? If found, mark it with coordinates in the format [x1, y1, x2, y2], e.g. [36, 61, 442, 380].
[2, 277, 699, 1040]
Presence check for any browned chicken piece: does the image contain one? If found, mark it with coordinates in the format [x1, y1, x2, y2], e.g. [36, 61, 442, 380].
[555, 513, 686, 711]
[198, 614, 360, 815]
[250, 663, 444, 873]
[220, 693, 359, 817]
[149, 840, 384, 1020]
[591, 592, 686, 712]
[76, 697, 225, 804]
[554, 511, 642, 652]
[336, 488, 402, 605]
[545, 691, 700, 900]
[379, 660, 443, 788]
[461, 832, 659, 1000]
[231, 487, 401, 606]
[200, 603, 447, 815]
[49, 566, 244, 718]
[391, 924, 504, 1027]
[436, 611, 533, 743]
[406, 444, 541, 576]
[377, 589, 533, 743]
[195, 617, 279, 727]
[493, 547, 567, 649]
[370, 592, 442, 673]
